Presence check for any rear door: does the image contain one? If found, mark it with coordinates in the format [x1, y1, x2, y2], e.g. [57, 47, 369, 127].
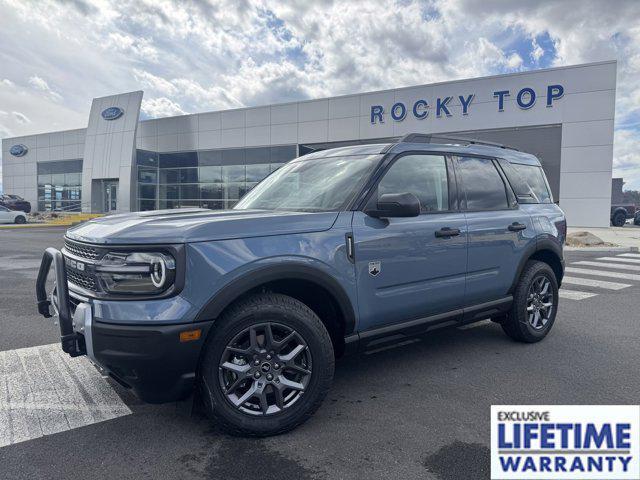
[454, 156, 536, 306]
[352, 153, 468, 331]
[0, 206, 11, 223]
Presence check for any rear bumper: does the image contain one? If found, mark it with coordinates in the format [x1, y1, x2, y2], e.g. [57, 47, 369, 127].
[36, 247, 214, 403]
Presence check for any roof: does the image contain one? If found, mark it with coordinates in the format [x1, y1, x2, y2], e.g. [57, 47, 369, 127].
[298, 138, 541, 166]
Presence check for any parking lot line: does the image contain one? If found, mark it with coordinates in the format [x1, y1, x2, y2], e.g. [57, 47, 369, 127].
[573, 261, 640, 271]
[0, 344, 131, 448]
[561, 276, 631, 290]
[565, 267, 640, 281]
[559, 290, 598, 300]
[597, 256, 640, 264]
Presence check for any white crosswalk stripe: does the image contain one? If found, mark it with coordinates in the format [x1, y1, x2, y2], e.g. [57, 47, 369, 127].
[561, 276, 631, 290]
[597, 256, 640, 264]
[573, 261, 640, 271]
[558, 253, 640, 301]
[0, 344, 131, 448]
[565, 266, 640, 281]
[618, 253, 640, 259]
[559, 290, 597, 300]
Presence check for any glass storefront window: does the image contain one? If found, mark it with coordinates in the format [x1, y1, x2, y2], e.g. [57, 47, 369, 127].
[179, 184, 199, 200]
[138, 168, 157, 184]
[136, 146, 296, 212]
[159, 185, 179, 200]
[160, 169, 179, 184]
[200, 184, 223, 199]
[37, 160, 83, 212]
[138, 184, 156, 199]
[246, 164, 271, 182]
[222, 165, 245, 183]
[199, 166, 222, 183]
[179, 168, 198, 183]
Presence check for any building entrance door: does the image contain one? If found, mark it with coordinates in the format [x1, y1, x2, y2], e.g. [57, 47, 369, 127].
[104, 181, 118, 212]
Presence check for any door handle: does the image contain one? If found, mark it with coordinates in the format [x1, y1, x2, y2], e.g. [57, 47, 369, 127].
[435, 227, 461, 238]
[508, 222, 527, 232]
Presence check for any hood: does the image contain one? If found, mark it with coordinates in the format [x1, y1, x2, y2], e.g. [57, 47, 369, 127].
[66, 208, 339, 245]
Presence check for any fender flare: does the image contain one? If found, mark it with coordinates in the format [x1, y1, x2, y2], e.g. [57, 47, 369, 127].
[194, 263, 357, 335]
[509, 238, 564, 293]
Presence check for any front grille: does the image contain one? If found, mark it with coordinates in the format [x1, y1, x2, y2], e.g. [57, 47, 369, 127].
[64, 239, 102, 261]
[66, 269, 97, 291]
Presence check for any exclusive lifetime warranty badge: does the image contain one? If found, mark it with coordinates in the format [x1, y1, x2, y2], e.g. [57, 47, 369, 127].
[491, 405, 640, 479]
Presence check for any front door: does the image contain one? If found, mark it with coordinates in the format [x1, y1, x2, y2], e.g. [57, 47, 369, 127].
[453, 156, 536, 306]
[352, 153, 468, 332]
[104, 182, 118, 212]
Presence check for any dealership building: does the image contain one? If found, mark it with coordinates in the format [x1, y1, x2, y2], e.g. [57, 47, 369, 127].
[2, 60, 616, 227]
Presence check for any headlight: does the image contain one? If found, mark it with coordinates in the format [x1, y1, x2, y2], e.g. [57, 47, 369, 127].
[96, 252, 176, 294]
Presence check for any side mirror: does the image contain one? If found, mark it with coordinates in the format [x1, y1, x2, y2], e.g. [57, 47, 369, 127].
[366, 192, 421, 218]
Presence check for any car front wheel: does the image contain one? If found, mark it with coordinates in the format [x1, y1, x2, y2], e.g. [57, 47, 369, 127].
[501, 260, 559, 343]
[199, 293, 334, 437]
[14, 215, 26, 224]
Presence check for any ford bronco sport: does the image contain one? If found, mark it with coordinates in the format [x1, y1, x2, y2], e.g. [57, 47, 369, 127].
[36, 134, 566, 436]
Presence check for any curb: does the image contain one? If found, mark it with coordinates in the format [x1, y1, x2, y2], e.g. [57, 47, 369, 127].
[0, 223, 71, 229]
[564, 246, 638, 252]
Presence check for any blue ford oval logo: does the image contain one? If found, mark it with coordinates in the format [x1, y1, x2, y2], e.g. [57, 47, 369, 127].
[101, 107, 124, 121]
[10, 144, 28, 157]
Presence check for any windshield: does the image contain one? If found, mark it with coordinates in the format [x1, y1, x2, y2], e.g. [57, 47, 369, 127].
[234, 154, 381, 212]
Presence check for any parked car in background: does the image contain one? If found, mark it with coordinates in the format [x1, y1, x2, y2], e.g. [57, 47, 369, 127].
[610, 204, 639, 227]
[37, 134, 566, 436]
[0, 194, 32, 213]
[0, 205, 27, 224]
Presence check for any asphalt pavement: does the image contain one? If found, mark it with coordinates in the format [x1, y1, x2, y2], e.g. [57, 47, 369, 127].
[0, 228, 639, 480]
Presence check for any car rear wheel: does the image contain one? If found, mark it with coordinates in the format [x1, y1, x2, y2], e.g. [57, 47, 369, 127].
[199, 293, 334, 437]
[14, 215, 26, 224]
[501, 260, 558, 343]
[612, 211, 626, 227]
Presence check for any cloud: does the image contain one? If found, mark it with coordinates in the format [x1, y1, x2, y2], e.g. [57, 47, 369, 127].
[12, 111, 30, 125]
[141, 97, 186, 117]
[0, 0, 637, 188]
[28, 75, 63, 102]
[531, 38, 544, 63]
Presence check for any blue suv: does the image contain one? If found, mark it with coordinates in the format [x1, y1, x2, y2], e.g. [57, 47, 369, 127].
[36, 134, 566, 436]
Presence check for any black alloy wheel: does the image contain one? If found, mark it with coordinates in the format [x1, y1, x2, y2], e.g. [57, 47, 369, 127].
[218, 322, 313, 416]
[526, 275, 554, 330]
[200, 293, 334, 436]
[501, 260, 559, 343]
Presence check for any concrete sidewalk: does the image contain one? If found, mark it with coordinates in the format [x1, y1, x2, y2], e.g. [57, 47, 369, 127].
[568, 225, 640, 249]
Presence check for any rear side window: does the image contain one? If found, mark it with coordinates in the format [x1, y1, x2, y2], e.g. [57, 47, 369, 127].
[499, 160, 553, 204]
[512, 163, 552, 203]
[456, 156, 509, 210]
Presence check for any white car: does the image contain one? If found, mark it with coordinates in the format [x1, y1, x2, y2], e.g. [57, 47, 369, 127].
[0, 205, 27, 224]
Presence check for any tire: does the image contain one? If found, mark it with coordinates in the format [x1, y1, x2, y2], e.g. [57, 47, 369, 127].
[14, 215, 26, 224]
[634, 215, 640, 226]
[501, 260, 559, 343]
[612, 211, 626, 227]
[199, 293, 334, 437]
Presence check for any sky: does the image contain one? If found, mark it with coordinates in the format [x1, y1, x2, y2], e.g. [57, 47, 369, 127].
[0, 0, 639, 191]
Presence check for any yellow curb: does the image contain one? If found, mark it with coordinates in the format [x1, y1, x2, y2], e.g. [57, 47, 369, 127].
[0, 223, 70, 229]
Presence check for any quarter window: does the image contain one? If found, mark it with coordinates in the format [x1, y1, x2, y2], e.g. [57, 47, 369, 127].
[377, 155, 449, 212]
[456, 157, 509, 210]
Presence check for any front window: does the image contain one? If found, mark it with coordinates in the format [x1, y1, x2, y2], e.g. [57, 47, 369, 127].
[234, 155, 382, 212]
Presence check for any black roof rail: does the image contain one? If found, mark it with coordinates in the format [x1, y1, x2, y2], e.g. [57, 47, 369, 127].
[397, 133, 519, 151]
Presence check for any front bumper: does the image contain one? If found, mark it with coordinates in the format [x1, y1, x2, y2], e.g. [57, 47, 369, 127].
[36, 247, 214, 403]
